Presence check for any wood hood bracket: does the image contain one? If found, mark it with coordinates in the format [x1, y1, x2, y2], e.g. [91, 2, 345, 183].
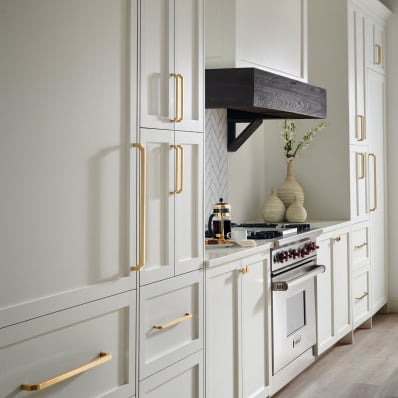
[227, 110, 265, 152]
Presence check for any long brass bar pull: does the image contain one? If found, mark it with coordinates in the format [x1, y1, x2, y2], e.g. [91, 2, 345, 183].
[375, 44, 382, 65]
[176, 145, 184, 194]
[170, 73, 179, 122]
[176, 74, 184, 122]
[369, 153, 377, 212]
[153, 312, 192, 330]
[132, 143, 146, 271]
[358, 115, 365, 141]
[21, 352, 112, 391]
[170, 145, 179, 195]
[357, 152, 365, 180]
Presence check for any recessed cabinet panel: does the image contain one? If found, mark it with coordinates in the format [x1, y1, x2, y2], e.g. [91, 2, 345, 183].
[139, 271, 203, 379]
[0, 0, 135, 309]
[0, 291, 136, 398]
[139, 351, 203, 398]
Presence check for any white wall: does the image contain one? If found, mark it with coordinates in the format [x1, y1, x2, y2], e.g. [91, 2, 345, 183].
[382, 0, 398, 309]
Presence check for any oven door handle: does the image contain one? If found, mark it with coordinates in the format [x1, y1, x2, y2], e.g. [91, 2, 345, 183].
[271, 265, 325, 291]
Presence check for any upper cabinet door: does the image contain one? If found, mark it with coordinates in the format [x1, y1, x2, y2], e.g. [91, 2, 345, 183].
[140, 0, 204, 133]
[0, 0, 135, 310]
[174, 132, 204, 276]
[367, 20, 386, 74]
[351, 7, 367, 146]
[174, 0, 204, 133]
[140, 0, 175, 130]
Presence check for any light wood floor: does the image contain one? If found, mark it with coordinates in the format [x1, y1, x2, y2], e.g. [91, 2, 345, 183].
[273, 313, 398, 398]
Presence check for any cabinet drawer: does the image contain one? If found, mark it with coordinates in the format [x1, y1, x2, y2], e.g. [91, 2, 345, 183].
[0, 290, 136, 398]
[139, 271, 203, 379]
[351, 222, 370, 269]
[139, 350, 203, 398]
[352, 267, 371, 328]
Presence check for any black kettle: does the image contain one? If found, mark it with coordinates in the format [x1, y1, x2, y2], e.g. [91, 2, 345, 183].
[208, 198, 232, 239]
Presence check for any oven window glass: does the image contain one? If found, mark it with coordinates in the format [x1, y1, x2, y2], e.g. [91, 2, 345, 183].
[286, 291, 306, 336]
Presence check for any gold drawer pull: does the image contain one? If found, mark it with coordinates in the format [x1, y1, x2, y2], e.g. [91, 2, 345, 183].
[153, 312, 192, 330]
[354, 242, 368, 250]
[333, 236, 341, 242]
[21, 352, 112, 391]
[176, 145, 184, 194]
[355, 292, 368, 302]
[375, 44, 382, 65]
[357, 152, 365, 180]
[131, 143, 146, 271]
[239, 266, 250, 274]
[357, 115, 365, 141]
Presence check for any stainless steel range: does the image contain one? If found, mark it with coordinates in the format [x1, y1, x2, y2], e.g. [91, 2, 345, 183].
[235, 222, 325, 375]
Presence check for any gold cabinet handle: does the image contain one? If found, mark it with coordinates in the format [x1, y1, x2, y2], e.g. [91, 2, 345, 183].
[21, 352, 112, 391]
[357, 115, 365, 141]
[375, 44, 382, 65]
[176, 145, 184, 194]
[170, 145, 179, 195]
[333, 236, 341, 242]
[176, 74, 184, 122]
[153, 312, 192, 330]
[357, 152, 365, 180]
[131, 143, 146, 271]
[355, 292, 368, 302]
[369, 153, 377, 212]
[354, 242, 368, 250]
[170, 73, 179, 122]
[239, 266, 250, 274]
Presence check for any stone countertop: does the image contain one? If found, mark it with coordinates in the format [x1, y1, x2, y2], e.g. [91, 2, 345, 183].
[205, 240, 273, 268]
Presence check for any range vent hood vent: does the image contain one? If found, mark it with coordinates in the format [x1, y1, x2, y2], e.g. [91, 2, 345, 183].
[205, 68, 327, 151]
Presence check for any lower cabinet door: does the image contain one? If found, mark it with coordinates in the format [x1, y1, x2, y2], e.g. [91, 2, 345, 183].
[0, 290, 136, 398]
[353, 265, 371, 328]
[139, 270, 203, 379]
[139, 350, 203, 398]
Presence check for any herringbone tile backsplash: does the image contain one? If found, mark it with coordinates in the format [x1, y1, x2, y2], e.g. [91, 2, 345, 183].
[205, 109, 228, 227]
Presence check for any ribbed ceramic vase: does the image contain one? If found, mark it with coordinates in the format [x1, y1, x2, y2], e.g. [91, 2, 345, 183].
[286, 195, 307, 222]
[262, 188, 286, 222]
[277, 160, 304, 208]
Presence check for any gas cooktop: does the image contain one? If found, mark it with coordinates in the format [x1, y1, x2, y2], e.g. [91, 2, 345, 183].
[232, 222, 312, 240]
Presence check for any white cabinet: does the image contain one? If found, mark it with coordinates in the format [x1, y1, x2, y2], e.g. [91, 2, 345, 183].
[0, 291, 136, 398]
[206, 250, 270, 398]
[137, 129, 204, 286]
[316, 226, 351, 355]
[140, 0, 204, 132]
[0, 0, 137, 320]
[367, 69, 387, 314]
[205, 0, 307, 81]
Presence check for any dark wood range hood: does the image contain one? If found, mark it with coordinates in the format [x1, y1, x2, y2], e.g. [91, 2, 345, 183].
[205, 68, 327, 151]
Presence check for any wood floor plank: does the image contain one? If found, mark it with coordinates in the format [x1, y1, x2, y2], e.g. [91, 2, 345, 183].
[273, 314, 398, 398]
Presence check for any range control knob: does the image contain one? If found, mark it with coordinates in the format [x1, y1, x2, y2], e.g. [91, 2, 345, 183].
[277, 251, 288, 263]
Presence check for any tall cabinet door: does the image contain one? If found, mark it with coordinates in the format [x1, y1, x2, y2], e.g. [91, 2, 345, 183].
[367, 69, 387, 313]
[175, 132, 204, 275]
[0, 0, 135, 309]
[139, 129, 175, 285]
[174, 0, 204, 132]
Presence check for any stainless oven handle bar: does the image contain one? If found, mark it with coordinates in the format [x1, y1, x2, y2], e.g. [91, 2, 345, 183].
[271, 265, 325, 291]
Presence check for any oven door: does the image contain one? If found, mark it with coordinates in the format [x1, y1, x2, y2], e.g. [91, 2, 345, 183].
[272, 261, 325, 374]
